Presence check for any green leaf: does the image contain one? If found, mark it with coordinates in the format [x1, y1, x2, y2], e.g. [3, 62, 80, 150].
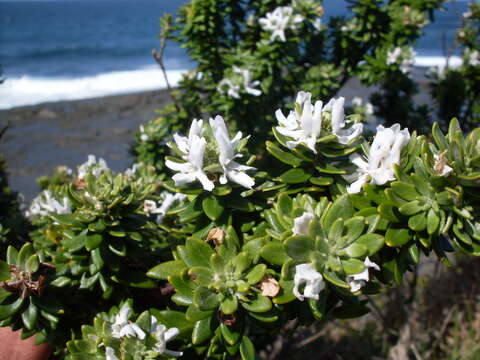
[240, 336, 255, 360]
[323, 195, 353, 231]
[391, 182, 420, 201]
[85, 234, 103, 251]
[221, 321, 242, 346]
[50, 276, 71, 288]
[245, 264, 267, 285]
[25, 255, 40, 274]
[192, 317, 213, 345]
[6, 246, 18, 265]
[408, 212, 427, 232]
[21, 299, 38, 330]
[277, 193, 293, 218]
[179, 196, 203, 222]
[266, 141, 303, 166]
[17, 243, 35, 269]
[0, 296, 25, 320]
[202, 195, 224, 221]
[341, 258, 365, 275]
[343, 243, 367, 258]
[354, 233, 385, 255]
[427, 208, 440, 235]
[285, 235, 314, 262]
[108, 240, 126, 257]
[193, 286, 219, 311]
[385, 226, 412, 247]
[241, 294, 272, 313]
[186, 304, 213, 322]
[189, 266, 213, 286]
[308, 291, 327, 320]
[186, 238, 213, 267]
[220, 295, 238, 315]
[147, 260, 187, 280]
[278, 168, 311, 184]
[0, 261, 10, 281]
[260, 242, 290, 265]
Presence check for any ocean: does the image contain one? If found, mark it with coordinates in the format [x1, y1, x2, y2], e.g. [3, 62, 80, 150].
[0, 0, 470, 109]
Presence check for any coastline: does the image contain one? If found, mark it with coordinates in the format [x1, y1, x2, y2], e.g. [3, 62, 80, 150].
[0, 70, 432, 202]
[0, 89, 172, 201]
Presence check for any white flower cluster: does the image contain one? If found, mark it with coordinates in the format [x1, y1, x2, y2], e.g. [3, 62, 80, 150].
[466, 49, 480, 67]
[77, 154, 109, 180]
[143, 192, 187, 224]
[345, 124, 410, 194]
[346, 257, 380, 292]
[165, 116, 255, 191]
[386, 46, 416, 73]
[293, 257, 380, 299]
[275, 91, 363, 153]
[259, 6, 304, 42]
[351, 96, 374, 116]
[291, 213, 380, 298]
[26, 190, 71, 219]
[107, 304, 182, 359]
[217, 66, 261, 99]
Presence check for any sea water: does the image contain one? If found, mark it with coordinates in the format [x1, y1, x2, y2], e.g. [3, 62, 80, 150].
[0, 0, 470, 109]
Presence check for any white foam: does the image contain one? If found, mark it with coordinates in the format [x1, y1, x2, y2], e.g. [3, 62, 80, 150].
[0, 66, 188, 110]
[0, 56, 466, 110]
[414, 55, 462, 68]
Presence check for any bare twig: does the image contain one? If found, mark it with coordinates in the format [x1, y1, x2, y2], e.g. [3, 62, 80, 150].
[152, 19, 180, 112]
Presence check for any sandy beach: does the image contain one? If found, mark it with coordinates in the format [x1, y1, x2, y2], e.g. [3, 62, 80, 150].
[0, 89, 172, 200]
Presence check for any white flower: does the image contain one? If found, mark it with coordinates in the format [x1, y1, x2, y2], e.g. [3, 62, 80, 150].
[324, 97, 363, 144]
[234, 67, 262, 96]
[293, 263, 325, 301]
[387, 47, 416, 73]
[140, 125, 149, 142]
[351, 96, 363, 107]
[312, 17, 322, 31]
[150, 316, 183, 357]
[105, 347, 119, 360]
[293, 212, 315, 235]
[463, 10, 472, 19]
[111, 304, 146, 340]
[275, 91, 323, 153]
[347, 257, 380, 293]
[143, 193, 187, 224]
[125, 163, 140, 177]
[218, 67, 262, 98]
[217, 78, 241, 99]
[259, 6, 303, 42]
[346, 124, 410, 194]
[387, 47, 402, 65]
[467, 50, 480, 66]
[77, 154, 109, 179]
[166, 120, 214, 191]
[209, 115, 256, 189]
[365, 103, 374, 116]
[26, 190, 71, 218]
